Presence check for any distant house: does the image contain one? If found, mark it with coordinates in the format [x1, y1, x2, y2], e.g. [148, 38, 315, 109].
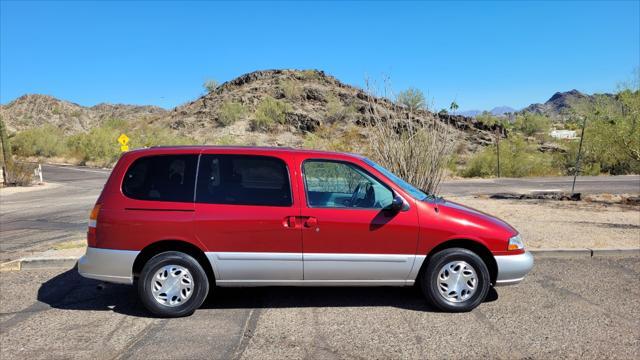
[549, 129, 578, 140]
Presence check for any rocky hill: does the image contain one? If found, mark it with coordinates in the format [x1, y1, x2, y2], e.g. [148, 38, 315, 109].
[0, 94, 166, 133]
[521, 89, 615, 121]
[1, 69, 502, 153]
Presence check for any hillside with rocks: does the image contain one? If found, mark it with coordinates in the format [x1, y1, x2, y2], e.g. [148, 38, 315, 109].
[1, 69, 503, 154]
[0, 94, 167, 133]
[150, 69, 500, 151]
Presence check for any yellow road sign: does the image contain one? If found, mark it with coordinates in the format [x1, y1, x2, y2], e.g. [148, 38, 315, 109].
[117, 133, 129, 145]
[120, 145, 129, 152]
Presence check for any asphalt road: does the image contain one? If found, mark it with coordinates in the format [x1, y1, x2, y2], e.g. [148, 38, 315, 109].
[0, 255, 638, 359]
[0, 164, 638, 261]
[439, 175, 640, 196]
[0, 164, 110, 261]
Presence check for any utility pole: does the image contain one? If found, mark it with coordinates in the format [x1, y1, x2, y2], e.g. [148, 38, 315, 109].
[496, 127, 501, 178]
[571, 116, 588, 195]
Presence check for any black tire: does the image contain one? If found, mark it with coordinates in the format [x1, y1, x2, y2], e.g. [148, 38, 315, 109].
[138, 251, 209, 317]
[420, 248, 490, 312]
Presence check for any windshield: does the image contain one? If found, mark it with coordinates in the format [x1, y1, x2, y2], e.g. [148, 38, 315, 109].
[362, 158, 429, 201]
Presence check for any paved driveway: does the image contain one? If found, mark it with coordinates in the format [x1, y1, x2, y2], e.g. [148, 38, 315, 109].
[1, 255, 638, 359]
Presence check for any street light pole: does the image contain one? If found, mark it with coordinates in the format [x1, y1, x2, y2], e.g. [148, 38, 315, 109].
[571, 116, 588, 195]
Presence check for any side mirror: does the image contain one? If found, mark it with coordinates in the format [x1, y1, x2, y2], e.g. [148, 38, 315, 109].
[388, 195, 406, 212]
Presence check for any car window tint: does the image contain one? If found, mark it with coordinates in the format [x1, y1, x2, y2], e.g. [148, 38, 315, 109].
[303, 160, 393, 209]
[122, 155, 197, 202]
[196, 155, 292, 207]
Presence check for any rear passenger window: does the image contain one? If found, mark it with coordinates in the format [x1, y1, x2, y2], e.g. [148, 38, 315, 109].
[122, 155, 197, 202]
[196, 155, 292, 207]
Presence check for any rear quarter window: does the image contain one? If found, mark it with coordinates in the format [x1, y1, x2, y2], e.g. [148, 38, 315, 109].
[122, 155, 198, 202]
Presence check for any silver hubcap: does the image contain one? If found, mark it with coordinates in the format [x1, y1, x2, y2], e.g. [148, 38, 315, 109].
[437, 261, 478, 303]
[151, 265, 194, 307]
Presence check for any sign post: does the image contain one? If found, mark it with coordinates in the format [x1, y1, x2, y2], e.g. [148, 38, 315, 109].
[118, 133, 130, 152]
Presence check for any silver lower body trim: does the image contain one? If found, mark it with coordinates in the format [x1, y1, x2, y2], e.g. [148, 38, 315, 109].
[77, 247, 139, 285]
[494, 251, 534, 286]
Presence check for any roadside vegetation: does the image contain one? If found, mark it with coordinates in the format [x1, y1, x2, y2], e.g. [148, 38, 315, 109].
[463, 83, 639, 177]
[9, 118, 195, 167]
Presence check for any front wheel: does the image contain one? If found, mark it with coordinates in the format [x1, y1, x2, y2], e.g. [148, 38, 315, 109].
[420, 248, 490, 312]
[138, 251, 210, 317]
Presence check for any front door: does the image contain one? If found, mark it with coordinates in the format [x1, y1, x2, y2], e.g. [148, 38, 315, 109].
[298, 158, 420, 283]
[194, 153, 302, 285]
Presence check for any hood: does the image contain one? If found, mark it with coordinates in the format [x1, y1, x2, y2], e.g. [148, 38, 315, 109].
[437, 199, 518, 236]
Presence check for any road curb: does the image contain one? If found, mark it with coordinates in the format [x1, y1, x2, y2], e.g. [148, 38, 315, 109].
[530, 248, 640, 257]
[0, 257, 79, 272]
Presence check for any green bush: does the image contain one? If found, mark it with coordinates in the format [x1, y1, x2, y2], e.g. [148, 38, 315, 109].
[280, 80, 301, 99]
[11, 125, 68, 157]
[462, 136, 560, 177]
[513, 113, 551, 138]
[251, 97, 290, 132]
[325, 94, 356, 123]
[217, 101, 245, 126]
[203, 79, 218, 93]
[396, 88, 426, 112]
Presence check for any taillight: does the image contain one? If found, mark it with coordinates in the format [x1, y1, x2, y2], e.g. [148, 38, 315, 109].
[87, 203, 101, 247]
[89, 203, 101, 228]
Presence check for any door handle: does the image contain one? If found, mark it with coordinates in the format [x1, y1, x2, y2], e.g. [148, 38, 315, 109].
[304, 217, 318, 228]
[283, 216, 297, 229]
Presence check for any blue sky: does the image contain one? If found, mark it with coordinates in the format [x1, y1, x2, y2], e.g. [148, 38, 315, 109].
[1, 1, 638, 111]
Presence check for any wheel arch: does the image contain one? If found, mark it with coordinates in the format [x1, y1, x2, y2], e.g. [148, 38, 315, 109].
[420, 239, 498, 285]
[132, 240, 215, 285]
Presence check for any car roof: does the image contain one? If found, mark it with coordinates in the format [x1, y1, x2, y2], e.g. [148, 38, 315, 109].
[125, 145, 366, 160]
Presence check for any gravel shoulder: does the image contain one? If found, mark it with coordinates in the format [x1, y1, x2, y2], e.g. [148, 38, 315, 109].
[448, 195, 640, 249]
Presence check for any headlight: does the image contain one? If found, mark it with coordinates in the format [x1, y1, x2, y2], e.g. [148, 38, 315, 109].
[508, 234, 524, 251]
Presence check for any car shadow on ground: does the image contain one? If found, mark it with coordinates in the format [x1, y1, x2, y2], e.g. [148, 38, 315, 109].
[38, 268, 498, 318]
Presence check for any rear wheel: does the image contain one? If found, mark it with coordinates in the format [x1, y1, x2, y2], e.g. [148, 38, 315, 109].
[420, 248, 490, 312]
[138, 251, 209, 317]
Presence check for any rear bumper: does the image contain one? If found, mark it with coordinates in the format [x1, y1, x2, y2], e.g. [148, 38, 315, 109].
[77, 247, 139, 285]
[494, 251, 534, 286]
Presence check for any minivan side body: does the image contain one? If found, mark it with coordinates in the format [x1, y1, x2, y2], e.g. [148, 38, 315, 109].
[79, 146, 533, 316]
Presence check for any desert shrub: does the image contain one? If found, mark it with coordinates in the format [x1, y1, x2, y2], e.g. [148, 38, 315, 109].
[217, 101, 245, 126]
[4, 161, 36, 186]
[513, 112, 551, 138]
[325, 94, 356, 123]
[302, 124, 363, 152]
[131, 125, 195, 148]
[251, 97, 290, 132]
[300, 70, 320, 80]
[67, 126, 122, 166]
[204, 79, 218, 93]
[281, 80, 302, 99]
[462, 135, 560, 177]
[11, 125, 68, 157]
[396, 88, 426, 112]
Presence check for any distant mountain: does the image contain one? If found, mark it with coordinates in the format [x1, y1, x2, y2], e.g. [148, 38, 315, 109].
[520, 89, 615, 121]
[459, 106, 517, 118]
[0, 94, 167, 133]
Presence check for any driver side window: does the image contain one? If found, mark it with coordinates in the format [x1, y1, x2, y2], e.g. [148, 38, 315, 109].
[303, 160, 393, 209]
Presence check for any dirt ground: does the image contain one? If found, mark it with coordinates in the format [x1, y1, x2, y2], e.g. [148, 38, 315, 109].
[448, 196, 640, 249]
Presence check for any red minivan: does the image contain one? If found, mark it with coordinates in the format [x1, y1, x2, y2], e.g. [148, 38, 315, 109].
[78, 146, 533, 317]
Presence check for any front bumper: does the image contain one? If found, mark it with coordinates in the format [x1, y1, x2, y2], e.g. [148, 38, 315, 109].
[77, 247, 139, 285]
[494, 251, 534, 286]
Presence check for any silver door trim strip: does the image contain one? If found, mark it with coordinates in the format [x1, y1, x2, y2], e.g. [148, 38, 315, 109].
[303, 253, 413, 263]
[216, 279, 415, 287]
[213, 252, 302, 261]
